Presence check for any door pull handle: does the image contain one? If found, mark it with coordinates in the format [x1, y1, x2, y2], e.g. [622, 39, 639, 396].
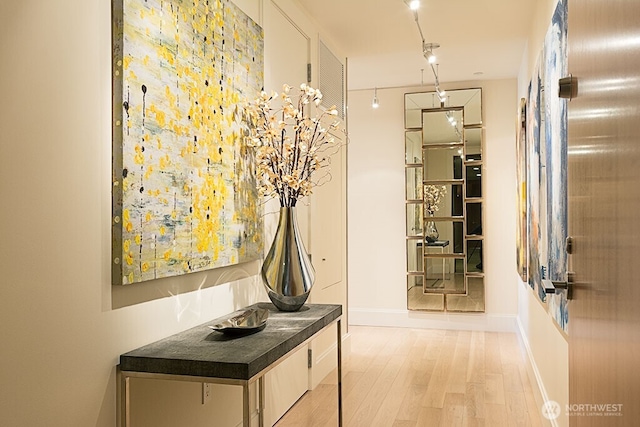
[559, 75, 578, 100]
[542, 272, 574, 300]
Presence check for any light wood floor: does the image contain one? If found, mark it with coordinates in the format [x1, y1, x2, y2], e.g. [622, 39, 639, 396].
[276, 326, 547, 427]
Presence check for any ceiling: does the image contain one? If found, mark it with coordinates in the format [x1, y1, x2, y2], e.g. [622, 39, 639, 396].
[295, 0, 536, 91]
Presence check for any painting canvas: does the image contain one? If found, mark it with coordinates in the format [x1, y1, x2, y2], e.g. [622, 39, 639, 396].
[526, 56, 543, 297]
[516, 98, 528, 282]
[544, 0, 569, 332]
[524, 0, 568, 332]
[112, 0, 264, 284]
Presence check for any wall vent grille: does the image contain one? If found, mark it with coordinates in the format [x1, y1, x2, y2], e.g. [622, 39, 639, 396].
[318, 40, 344, 119]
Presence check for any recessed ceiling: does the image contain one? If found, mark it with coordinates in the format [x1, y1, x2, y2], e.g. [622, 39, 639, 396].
[295, 0, 536, 90]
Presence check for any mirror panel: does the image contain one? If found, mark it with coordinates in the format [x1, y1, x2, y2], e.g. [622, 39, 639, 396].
[423, 221, 464, 254]
[422, 110, 463, 145]
[465, 165, 482, 198]
[466, 239, 483, 273]
[423, 147, 463, 181]
[407, 274, 423, 290]
[423, 184, 463, 218]
[446, 276, 485, 312]
[465, 127, 482, 161]
[466, 202, 483, 236]
[406, 203, 423, 237]
[406, 239, 423, 273]
[408, 291, 445, 311]
[406, 167, 423, 200]
[405, 92, 445, 128]
[423, 257, 465, 294]
[405, 130, 422, 163]
[405, 88, 482, 127]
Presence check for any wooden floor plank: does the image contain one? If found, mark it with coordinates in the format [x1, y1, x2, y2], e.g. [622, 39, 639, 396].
[442, 392, 466, 427]
[276, 326, 547, 427]
[484, 373, 506, 405]
[422, 331, 457, 408]
[467, 331, 486, 383]
[446, 331, 472, 394]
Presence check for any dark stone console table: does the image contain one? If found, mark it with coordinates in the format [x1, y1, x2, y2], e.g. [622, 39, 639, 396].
[119, 303, 343, 427]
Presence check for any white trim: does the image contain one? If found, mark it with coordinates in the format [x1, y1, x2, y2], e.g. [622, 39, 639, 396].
[516, 316, 559, 427]
[349, 308, 517, 332]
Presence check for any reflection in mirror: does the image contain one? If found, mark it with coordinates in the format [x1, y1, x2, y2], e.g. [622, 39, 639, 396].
[423, 147, 463, 181]
[405, 92, 445, 128]
[422, 184, 462, 218]
[423, 256, 465, 294]
[422, 222, 464, 254]
[405, 130, 422, 164]
[422, 109, 463, 145]
[406, 239, 423, 273]
[465, 127, 482, 160]
[405, 88, 482, 128]
[406, 167, 423, 200]
[446, 276, 485, 312]
[408, 275, 445, 311]
[407, 274, 423, 291]
[466, 239, 483, 273]
[466, 202, 483, 236]
[465, 165, 482, 198]
[406, 203, 423, 237]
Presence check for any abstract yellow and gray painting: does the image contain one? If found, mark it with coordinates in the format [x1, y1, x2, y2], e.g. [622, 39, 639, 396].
[112, 0, 264, 284]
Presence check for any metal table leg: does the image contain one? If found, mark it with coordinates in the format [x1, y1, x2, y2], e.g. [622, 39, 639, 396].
[242, 382, 250, 427]
[258, 376, 265, 427]
[337, 319, 343, 427]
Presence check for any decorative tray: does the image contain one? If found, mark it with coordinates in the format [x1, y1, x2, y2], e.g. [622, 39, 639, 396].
[208, 307, 269, 335]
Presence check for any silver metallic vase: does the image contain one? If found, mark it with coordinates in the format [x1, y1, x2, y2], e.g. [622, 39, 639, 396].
[261, 207, 315, 311]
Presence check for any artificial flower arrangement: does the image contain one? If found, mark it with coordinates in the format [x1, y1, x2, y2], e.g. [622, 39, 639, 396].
[242, 84, 342, 207]
[424, 184, 447, 214]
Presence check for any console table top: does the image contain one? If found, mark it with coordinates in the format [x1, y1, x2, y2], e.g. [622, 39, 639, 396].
[119, 302, 342, 381]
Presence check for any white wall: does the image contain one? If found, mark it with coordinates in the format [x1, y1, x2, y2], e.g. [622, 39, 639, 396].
[347, 79, 518, 331]
[515, 0, 569, 425]
[0, 1, 345, 426]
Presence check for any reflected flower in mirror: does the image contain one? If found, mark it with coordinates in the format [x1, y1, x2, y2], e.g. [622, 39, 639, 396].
[424, 184, 447, 215]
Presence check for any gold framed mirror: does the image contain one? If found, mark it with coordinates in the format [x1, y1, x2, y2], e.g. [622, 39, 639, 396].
[405, 88, 485, 312]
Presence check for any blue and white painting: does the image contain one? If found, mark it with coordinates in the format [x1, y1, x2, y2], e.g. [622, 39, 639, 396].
[524, 0, 568, 332]
[526, 56, 545, 301]
[544, 0, 569, 332]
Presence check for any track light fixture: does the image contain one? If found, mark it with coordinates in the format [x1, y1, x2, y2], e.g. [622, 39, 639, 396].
[405, 0, 420, 11]
[405, 1, 447, 97]
[372, 87, 380, 109]
[423, 42, 439, 64]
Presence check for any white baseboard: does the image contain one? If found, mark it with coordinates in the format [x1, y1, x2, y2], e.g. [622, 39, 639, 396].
[516, 317, 558, 427]
[348, 307, 517, 332]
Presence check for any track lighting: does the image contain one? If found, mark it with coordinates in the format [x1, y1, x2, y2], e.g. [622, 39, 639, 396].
[424, 49, 436, 63]
[423, 42, 439, 64]
[406, 2, 448, 94]
[372, 87, 379, 109]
